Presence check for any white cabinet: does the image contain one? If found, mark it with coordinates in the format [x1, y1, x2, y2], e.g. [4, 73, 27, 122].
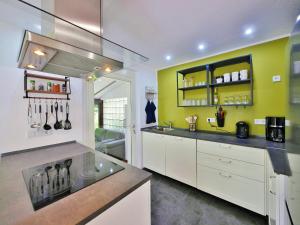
[142, 132, 166, 175]
[197, 140, 266, 215]
[165, 136, 196, 187]
[197, 164, 265, 214]
[87, 181, 151, 225]
[267, 156, 278, 225]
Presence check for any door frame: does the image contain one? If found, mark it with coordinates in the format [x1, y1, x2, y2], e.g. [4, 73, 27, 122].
[86, 69, 137, 165]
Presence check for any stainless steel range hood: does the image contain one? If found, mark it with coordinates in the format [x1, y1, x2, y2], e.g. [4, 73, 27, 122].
[18, 30, 123, 78]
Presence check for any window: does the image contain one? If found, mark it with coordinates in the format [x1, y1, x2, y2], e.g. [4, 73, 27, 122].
[103, 97, 128, 131]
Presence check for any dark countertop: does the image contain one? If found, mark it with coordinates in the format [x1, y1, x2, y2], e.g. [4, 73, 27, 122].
[0, 142, 152, 225]
[141, 127, 290, 175]
[141, 126, 285, 150]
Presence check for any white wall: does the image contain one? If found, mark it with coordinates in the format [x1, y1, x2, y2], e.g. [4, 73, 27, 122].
[133, 64, 158, 168]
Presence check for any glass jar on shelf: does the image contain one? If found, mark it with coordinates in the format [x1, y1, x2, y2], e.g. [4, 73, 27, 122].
[228, 96, 234, 105]
[224, 96, 229, 105]
[235, 95, 241, 105]
[242, 95, 249, 104]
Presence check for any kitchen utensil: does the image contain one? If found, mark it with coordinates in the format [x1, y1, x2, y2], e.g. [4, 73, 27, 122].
[231, 72, 239, 81]
[54, 101, 63, 130]
[59, 100, 64, 127]
[236, 121, 249, 139]
[43, 104, 52, 130]
[30, 99, 40, 128]
[27, 99, 32, 125]
[215, 106, 225, 127]
[39, 100, 43, 126]
[64, 102, 72, 130]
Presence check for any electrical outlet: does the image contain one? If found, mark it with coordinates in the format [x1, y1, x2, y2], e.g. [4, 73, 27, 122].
[272, 75, 281, 82]
[254, 119, 266, 125]
[207, 118, 216, 123]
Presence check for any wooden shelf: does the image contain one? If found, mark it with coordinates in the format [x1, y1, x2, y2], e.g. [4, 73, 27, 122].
[25, 72, 68, 82]
[27, 90, 69, 95]
[210, 79, 251, 87]
[24, 70, 71, 100]
[178, 85, 207, 91]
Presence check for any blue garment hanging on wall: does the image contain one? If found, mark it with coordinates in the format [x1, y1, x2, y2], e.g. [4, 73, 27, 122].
[145, 100, 156, 124]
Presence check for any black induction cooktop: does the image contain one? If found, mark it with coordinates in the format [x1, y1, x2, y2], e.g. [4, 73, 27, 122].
[22, 152, 124, 210]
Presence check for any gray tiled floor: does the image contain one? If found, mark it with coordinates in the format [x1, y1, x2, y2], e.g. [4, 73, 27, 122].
[149, 170, 267, 225]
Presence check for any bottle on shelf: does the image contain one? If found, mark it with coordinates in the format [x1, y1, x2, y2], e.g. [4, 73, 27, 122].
[214, 88, 219, 105]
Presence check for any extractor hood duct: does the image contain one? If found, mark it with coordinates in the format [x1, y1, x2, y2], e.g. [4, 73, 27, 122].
[18, 30, 123, 78]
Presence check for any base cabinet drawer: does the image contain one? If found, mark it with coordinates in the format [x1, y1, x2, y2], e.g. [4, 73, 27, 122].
[197, 152, 265, 182]
[197, 140, 265, 165]
[197, 165, 265, 215]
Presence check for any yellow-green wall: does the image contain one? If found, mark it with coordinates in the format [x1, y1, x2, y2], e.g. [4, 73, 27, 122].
[157, 38, 288, 136]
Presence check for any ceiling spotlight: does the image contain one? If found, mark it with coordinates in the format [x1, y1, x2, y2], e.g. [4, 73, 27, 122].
[198, 44, 205, 50]
[244, 28, 253, 36]
[297, 15, 300, 22]
[165, 55, 172, 61]
[27, 64, 36, 69]
[105, 67, 112, 73]
[34, 49, 46, 56]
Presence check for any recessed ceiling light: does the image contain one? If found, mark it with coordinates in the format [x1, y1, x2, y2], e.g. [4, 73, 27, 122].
[105, 67, 112, 73]
[198, 44, 205, 50]
[165, 55, 172, 61]
[27, 64, 36, 69]
[34, 49, 46, 56]
[297, 15, 300, 22]
[244, 28, 253, 36]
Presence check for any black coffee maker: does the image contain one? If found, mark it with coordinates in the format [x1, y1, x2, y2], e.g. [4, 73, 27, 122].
[265, 117, 285, 143]
[236, 121, 249, 139]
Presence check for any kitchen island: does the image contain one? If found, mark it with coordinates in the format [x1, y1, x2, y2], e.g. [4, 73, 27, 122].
[0, 142, 152, 225]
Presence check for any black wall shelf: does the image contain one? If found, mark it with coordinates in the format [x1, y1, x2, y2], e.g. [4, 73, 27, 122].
[178, 85, 208, 91]
[176, 55, 253, 107]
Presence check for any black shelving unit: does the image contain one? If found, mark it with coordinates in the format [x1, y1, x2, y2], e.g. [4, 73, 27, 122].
[176, 65, 210, 107]
[176, 55, 253, 107]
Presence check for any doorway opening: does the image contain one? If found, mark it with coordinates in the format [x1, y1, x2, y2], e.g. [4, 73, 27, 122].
[94, 77, 131, 163]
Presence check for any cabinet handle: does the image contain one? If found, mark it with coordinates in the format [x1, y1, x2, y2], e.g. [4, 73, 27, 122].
[218, 172, 232, 179]
[218, 158, 232, 164]
[270, 190, 276, 195]
[269, 175, 276, 179]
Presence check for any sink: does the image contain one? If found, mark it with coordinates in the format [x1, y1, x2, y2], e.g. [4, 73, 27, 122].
[153, 126, 174, 132]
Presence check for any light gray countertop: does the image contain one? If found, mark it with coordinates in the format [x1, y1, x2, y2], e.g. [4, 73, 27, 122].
[0, 142, 151, 225]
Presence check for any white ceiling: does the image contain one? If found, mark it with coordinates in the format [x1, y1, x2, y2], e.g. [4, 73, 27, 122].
[103, 0, 300, 70]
